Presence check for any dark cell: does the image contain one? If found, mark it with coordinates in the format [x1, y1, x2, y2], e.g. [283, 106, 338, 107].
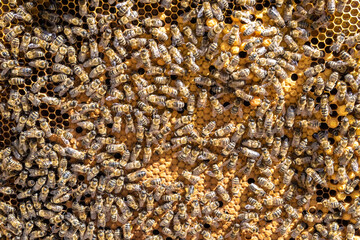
[153, 230, 160, 235]
[247, 178, 255, 184]
[330, 111, 338, 117]
[318, 58, 325, 64]
[225, 18, 233, 24]
[223, 102, 230, 108]
[76, 127, 83, 133]
[244, 101, 250, 106]
[177, 108, 185, 114]
[330, 88, 337, 95]
[56, 117, 62, 123]
[138, 68, 145, 74]
[41, 110, 49, 117]
[291, 74, 298, 81]
[255, 4, 263, 10]
[103, 4, 110, 10]
[316, 197, 323, 202]
[165, 17, 171, 23]
[152, 9, 159, 15]
[204, 224, 211, 229]
[330, 104, 338, 110]
[325, 46, 332, 53]
[145, 5, 151, 12]
[110, 7, 116, 13]
[345, 196, 352, 203]
[320, 123, 328, 130]
[322, 193, 330, 199]
[318, 42, 325, 49]
[239, 51, 247, 58]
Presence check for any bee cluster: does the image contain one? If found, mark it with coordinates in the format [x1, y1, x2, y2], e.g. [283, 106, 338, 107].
[0, 0, 360, 239]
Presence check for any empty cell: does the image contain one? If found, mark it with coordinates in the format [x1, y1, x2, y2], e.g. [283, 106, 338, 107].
[351, 0, 359, 7]
[349, 24, 357, 32]
[350, 9, 359, 16]
[334, 18, 342, 25]
[342, 13, 351, 20]
[342, 21, 350, 29]
[334, 26, 342, 33]
[318, 34, 325, 41]
[350, 17, 357, 24]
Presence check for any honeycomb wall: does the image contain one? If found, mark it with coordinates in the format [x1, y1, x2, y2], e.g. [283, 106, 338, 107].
[0, 0, 359, 239]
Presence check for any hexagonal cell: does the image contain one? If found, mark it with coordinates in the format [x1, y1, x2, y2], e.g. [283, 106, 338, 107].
[344, 5, 351, 12]
[342, 21, 350, 29]
[342, 13, 351, 20]
[350, 8, 359, 17]
[334, 26, 342, 33]
[349, 24, 357, 33]
[334, 17, 343, 25]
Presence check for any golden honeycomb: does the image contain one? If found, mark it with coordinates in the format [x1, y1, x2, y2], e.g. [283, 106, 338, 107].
[0, 0, 359, 239]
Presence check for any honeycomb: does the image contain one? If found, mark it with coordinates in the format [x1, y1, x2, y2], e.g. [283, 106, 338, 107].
[0, 0, 359, 239]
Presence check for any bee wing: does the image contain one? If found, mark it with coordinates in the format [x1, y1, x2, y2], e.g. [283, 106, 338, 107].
[244, 4, 254, 11]
[222, 32, 231, 41]
[197, 7, 204, 18]
[206, 171, 216, 178]
[245, 204, 255, 210]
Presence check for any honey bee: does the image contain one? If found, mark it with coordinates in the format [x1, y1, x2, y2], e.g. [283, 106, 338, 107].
[330, 33, 346, 53]
[258, 176, 276, 192]
[4, 25, 24, 42]
[281, 168, 294, 186]
[277, 218, 292, 236]
[225, 25, 241, 46]
[249, 183, 266, 197]
[62, 13, 83, 26]
[345, 33, 360, 47]
[53, 45, 67, 62]
[240, 222, 258, 233]
[266, 6, 285, 28]
[264, 207, 282, 221]
[28, 59, 49, 69]
[340, 50, 357, 68]
[344, 74, 359, 91]
[314, 224, 328, 238]
[10, 66, 32, 77]
[311, 13, 331, 30]
[0, 11, 16, 28]
[347, 224, 355, 240]
[345, 178, 360, 195]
